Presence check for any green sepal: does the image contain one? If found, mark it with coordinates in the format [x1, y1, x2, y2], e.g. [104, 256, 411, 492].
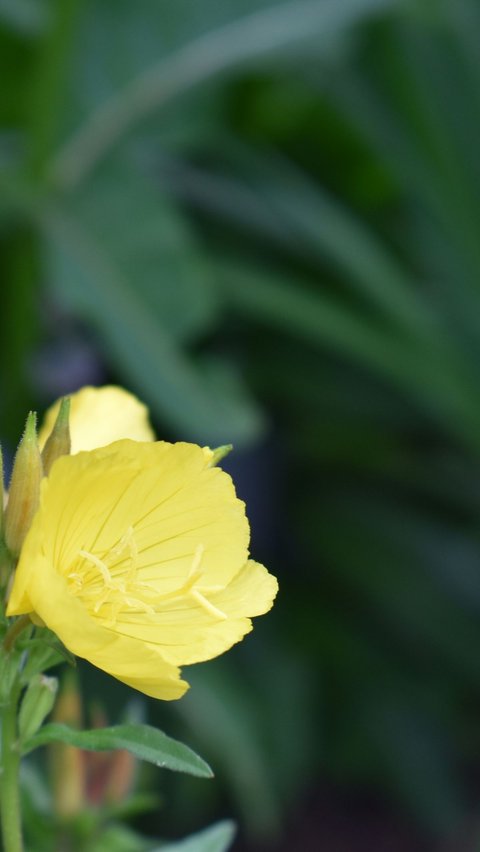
[208, 445, 233, 467]
[41, 397, 71, 475]
[4, 411, 42, 557]
[22, 722, 213, 778]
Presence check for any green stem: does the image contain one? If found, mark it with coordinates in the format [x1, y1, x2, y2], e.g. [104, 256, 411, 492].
[0, 682, 23, 852]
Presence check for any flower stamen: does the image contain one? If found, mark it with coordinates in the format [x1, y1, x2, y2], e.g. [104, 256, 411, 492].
[190, 589, 227, 620]
[78, 550, 115, 587]
[69, 536, 227, 624]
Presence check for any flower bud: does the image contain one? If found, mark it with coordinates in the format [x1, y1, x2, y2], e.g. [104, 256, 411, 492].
[4, 413, 42, 557]
[41, 397, 71, 475]
[50, 671, 85, 817]
[19, 673, 58, 743]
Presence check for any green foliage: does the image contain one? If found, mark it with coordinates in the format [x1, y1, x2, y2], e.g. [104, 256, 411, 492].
[0, 0, 395, 445]
[5, 0, 480, 845]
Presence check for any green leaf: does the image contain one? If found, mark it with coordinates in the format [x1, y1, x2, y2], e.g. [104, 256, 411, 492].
[216, 258, 480, 452]
[42, 200, 264, 448]
[65, 156, 218, 346]
[22, 723, 213, 778]
[53, 0, 395, 187]
[154, 820, 236, 852]
[197, 143, 433, 339]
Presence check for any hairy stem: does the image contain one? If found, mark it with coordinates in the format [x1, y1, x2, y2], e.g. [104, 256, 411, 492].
[0, 681, 23, 852]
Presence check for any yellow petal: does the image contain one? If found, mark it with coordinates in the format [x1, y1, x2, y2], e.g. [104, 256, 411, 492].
[114, 560, 278, 666]
[39, 386, 154, 453]
[7, 439, 277, 700]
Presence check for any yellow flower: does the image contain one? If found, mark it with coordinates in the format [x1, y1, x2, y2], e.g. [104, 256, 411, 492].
[7, 388, 277, 700]
[39, 385, 154, 453]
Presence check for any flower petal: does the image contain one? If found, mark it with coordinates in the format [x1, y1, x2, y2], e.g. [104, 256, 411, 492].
[39, 386, 154, 453]
[116, 560, 278, 665]
[37, 440, 248, 589]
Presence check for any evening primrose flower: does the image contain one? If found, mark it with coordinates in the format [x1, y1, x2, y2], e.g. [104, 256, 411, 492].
[7, 388, 277, 700]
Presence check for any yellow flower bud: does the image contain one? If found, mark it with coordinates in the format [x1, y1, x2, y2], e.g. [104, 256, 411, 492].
[4, 412, 42, 558]
[41, 397, 71, 475]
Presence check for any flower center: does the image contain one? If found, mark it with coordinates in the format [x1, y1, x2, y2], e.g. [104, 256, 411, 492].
[67, 528, 227, 626]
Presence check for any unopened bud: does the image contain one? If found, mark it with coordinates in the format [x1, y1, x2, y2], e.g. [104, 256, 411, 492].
[19, 673, 58, 743]
[4, 413, 42, 557]
[204, 444, 233, 467]
[41, 397, 71, 475]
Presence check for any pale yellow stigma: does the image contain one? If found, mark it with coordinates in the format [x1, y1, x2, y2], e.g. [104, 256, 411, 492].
[185, 544, 227, 620]
[190, 589, 228, 621]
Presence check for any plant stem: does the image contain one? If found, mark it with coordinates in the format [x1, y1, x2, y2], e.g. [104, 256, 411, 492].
[0, 681, 23, 852]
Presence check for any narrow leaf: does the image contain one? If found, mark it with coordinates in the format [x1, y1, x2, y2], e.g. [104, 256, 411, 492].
[22, 723, 213, 778]
[43, 205, 264, 448]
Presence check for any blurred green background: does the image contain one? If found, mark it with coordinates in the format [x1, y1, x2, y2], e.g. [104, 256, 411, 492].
[3, 0, 480, 848]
